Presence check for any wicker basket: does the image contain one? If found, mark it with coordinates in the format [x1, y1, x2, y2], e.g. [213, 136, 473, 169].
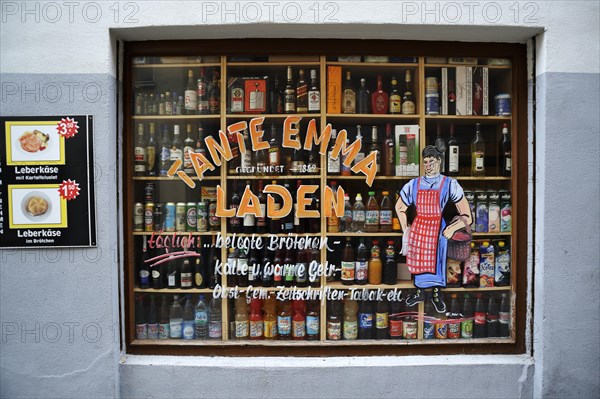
[447, 216, 472, 261]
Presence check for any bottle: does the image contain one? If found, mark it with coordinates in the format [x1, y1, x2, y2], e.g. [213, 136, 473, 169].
[294, 180, 306, 234]
[357, 300, 373, 339]
[355, 238, 368, 285]
[327, 301, 343, 340]
[401, 69, 416, 115]
[158, 295, 170, 339]
[461, 294, 474, 338]
[500, 123, 512, 176]
[308, 242, 321, 288]
[234, 296, 249, 340]
[342, 71, 356, 114]
[195, 123, 207, 160]
[423, 294, 436, 339]
[158, 125, 171, 176]
[208, 68, 220, 114]
[307, 69, 320, 113]
[256, 180, 267, 234]
[195, 67, 208, 114]
[368, 241, 382, 285]
[237, 248, 249, 288]
[389, 76, 401, 114]
[146, 123, 157, 176]
[194, 294, 209, 340]
[182, 124, 195, 174]
[357, 78, 370, 114]
[306, 300, 320, 340]
[306, 147, 318, 174]
[383, 124, 394, 176]
[139, 237, 150, 289]
[341, 135, 352, 176]
[284, 66, 296, 114]
[290, 140, 305, 175]
[166, 256, 178, 289]
[270, 180, 281, 234]
[471, 123, 486, 176]
[272, 249, 284, 287]
[277, 300, 292, 340]
[229, 184, 241, 233]
[434, 123, 447, 173]
[255, 135, 268, 175]
[229, 76, 244, 113]
[294, 249, 308, 287]
[164, 92, 172, 115]
[180, 257, 192, 289]
[283, 249, 295, 288]
[340, 194, 353, 232]
[134, 123, 146, 175]
[175, 95, 183, 115]
[327, 181, 340, 233]
[269, 75, 283, 114]
[351, 193, 366, 232]
[208, 297, 222, 339]
[379, 192, 393, 232]
[327, 129, 341, 174]
[182, 296, 195, 340]
[375, 299, 390, 339]
[473, 294, 487, 338]
[341, 237, 355, 286]
[371, 125, 381, 173]
[292, 300, 306, 340]
[151, 251, 163, 289]
[365, 191, 379, 232]
[354, 125, 365, 166]
[247, 249, 259, 287]
[486, 296, 499, 337]
[261, 249, 273, 287]
[447, 294, 461, 339]
[170, 124, 183, 168]
[184, 70, 197, 115]
[158, 93, 166, 115]
[135, 296, 147, 340]
[263, 296, 278, 340]
[389, 300, 403, 339]
[435, 301, 448, 339]
[296, 69, 308, 113]
[249, 298, 264, 340]
[343, 299, 359, 340]
[169, 295, 183, 338]
[146, 295, 159, 339]
[268, 123, 280, 172]
[447, 123, 459, 176]
[382, 241, 397, 285]
[371, 75, 389, 114]
[498, 293, 510, 337]
[307, 190, 320, 234]
[243, 181, 256, 234]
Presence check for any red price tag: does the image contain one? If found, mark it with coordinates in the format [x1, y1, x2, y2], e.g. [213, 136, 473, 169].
[56, 117, 79, 139]
[58, 179, 81, 201]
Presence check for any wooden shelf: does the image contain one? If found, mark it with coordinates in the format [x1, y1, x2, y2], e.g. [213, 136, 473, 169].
[133, 63, 221, 69]
[132, 176, 221, 181]
[134, 287, 213, 294]
[472, 232, 512, 237]
[327, 175, 409, 180]
[327, 114, 419, 120]
[225, 114, 318, 119]
[132, 231, 218, 236]
[424, 115, 511, 122]
[327, 281, 415, 290]
[424, 63, 512, 69]
[225, 233, 321, 237]
[227, 61, 321, 67]
[226, 175, 321, 180]
[326, 232, 403, 236]
[455, 176, 511, 181]
[442, 286, 511, 292]
[326, 61, 418, 68]
[132, 115, 220, 120]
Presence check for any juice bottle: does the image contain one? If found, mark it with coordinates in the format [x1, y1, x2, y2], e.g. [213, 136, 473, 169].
[277, 300, 292, 340]
[343, 299, 358, 340]
[327, 181, 340, 233]
[375, 299, 390, 339]
[249, 298, 263, 340]
[354, 239, 368, 285]
[327, 301, 342, 340]
[306, 300, 320, 340]
[365, 191, 379, 232]
[341, 237, 356, 286]
[263, 296, 278, 340]
[234, 296, 249, 340]
[368, 240, 382, 285]
[382, 241, 398, 285]
[292, 300, 306, 340]
[379, 191, 393, 232]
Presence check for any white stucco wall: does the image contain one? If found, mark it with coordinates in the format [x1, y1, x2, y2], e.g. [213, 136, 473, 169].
[1, 1, 598, 398]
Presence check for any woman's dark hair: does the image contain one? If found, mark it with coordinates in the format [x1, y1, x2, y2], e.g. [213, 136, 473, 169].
[422, 144, 445, 160]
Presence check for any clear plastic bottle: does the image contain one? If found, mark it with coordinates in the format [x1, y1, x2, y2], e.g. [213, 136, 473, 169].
[194, 294, 209, 339]
[351, 194, 366, 232]
[169, 295, 183, 339]
[340, 194, 353, 232]
[343, 299, 358, 340]
[235, 296, 249, 340]
[182, 295, 195, 340]
[208, 297, 222, 340]
[365, 191, 379, 232]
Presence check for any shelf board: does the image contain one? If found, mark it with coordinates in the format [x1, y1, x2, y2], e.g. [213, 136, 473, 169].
[225, 114, 319, 119]
[424, 63, 512, 69]
[442, 286, 511, 292]
[134, 287, 213, 294]
[227, 61, 321, 67]
[327, 175, 409, 180]
[327, 114, 419, 120]
[132, 115, 220, 120]
[472, 232, 512, 236]
[326, 232, 403, 236]
[132, 176, 221, 181]
[455, 176, 511, 181]
[132, 231, 218, 236]
[327, 281, 415, 290]
[133, 63, 221, 69]
[225, 233, 321, 237]
[424, 115, 511, 122]
[326, 62, 418, 68]
[226, 175, 321, 180]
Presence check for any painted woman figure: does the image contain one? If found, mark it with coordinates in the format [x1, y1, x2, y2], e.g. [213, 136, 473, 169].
[395, 144, 473, 313]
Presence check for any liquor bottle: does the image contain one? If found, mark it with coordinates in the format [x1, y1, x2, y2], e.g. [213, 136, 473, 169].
[294, 180, 306, 234]
[401, 70, 416, 115]
[486, 296, 499, 337]
[133, 123, 147, 177]
[175, 94, 183, 115]
[471, 123, 486, 176]
[306, 147, 318, 174]
[135, 91, 144, 115]
[365, 191, 379, 232]
[196, 67, 208, 114]
[169, 295, 183, 339]
[243, 180, 256, 234]
[307, 190, 320, 233]
[368, 240, 382, 285]
[383, 123, 394, 176]
[342, 71, 356, 114]
[165, 92, 172, 115]
[269, 75, 284, 114]
[184, 70, 197, 115]
[193, 256, 205, 289]
[296, 69, 308, 113]
[354, 125, 366, 167]
[375, 299, 390, 339]
[256, 180, 267, 234]
[447, 123, 459, 176]
[208, 68, 220, 114]
[341, 135, 352, 176]
[326, 181, 339, 233]
[269, 180, 281, 234]
[370, 125, 381, 173]
[229, 76, 244, 113]
[146, 123, 157, 176]
[473, 294, 487, 338]
[341, 237, 355, 285]
[500, 123, 512, 176]
[306, 300, 320, 340]
[255, 135, 268, 175]
[229, 183, 241, 233]
[249, 298, 264, 340]
[435, 123, 447, 173]
[357, 78, 370, 114]
[379, 191, 393, 232]
[351, 193, 366, 232]
[240, 128, 252, 173]
[308, 69, 320, 113]
[355, 238, 368, 285]
[382, 240, 397, 284]
[327, 129, 340, 174]
[498, 293, 510, 337]
[183, 124, 195, 174]
[170, 125, 183, 168]
[158, 125, 171, 176]
[261, 249, 273, 287]
[209, 237, 219, 288]
[158, 93, 165, 115]
[327, 301, 343, 340]
[343, 299, 358, 340]
[371, 75, 389, 114]
[282, 182, 294, 233]
[389, 76, 401, 114]
[357, 300, 373, 339]
[340, 194, 353, 232]
[292, 300, 306, 340]
[167, 256, 179, 289]
[284, 66, 296, 114]
[180, 257, 192, 289]
[290, 140, 305, 175]
[268, 123, 280, 173]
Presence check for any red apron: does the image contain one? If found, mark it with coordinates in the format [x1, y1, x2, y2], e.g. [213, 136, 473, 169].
[407, 177, 446, 274]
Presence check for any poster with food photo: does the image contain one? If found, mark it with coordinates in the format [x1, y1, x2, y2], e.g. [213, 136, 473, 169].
[5, 121, 66, 165]
[7, 184, 68, 228]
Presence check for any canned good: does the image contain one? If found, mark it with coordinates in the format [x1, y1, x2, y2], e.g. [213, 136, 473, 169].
[425, 77, 439, 93]
[144, 202, 154, 232]
[435, 322, 448, 339]
[423, 320, 435, 339]
[197, 201, 208, 232]
[164, 202, 175, 232]
[426, 93, 439, 115]
[186, 202, 197, 232]
[208, 199, 220, 230]
[494, 93, 511, 116]
[144, 183, 155, 202]
[153, 203, 163, 232]
[176, 202, 186, 232]
[133, 203, 144, 231]
[404, 321, 418, 339]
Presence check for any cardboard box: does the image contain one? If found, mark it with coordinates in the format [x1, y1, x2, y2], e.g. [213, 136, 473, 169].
[449, 57, 478, 65]
[268, 55, 319, 62]
[394, 125, 420, 177]
[327, 66, 342, 114]
[455, 66, 468, 115]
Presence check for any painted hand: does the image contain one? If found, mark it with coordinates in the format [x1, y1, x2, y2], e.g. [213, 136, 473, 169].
[442, 225, 456, 240]
[401, 227, 410, 255]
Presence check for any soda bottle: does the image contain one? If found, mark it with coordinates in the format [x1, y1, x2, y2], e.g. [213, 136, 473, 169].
[358, 300, 374, 339]
[368, 241, 382, 285]
[208, 297, 222, 340]
[135, 295, 147, 340]
[375, 299, 390, 339]
[351, 194, 366, 232]
[379, 191, 393, 232]
[423, 294, 436, 340]
[343, 299, 358, 340]
[169, 295, 183, 339]
[434, 304, 448, 339]
[461, 294, 474, 339]
[249, 298, 264, 340]
[447, 294, 462, 339]
[158, 295, 170, 339]
[327, 301, 342, 340]
[383, 241, 398, 285]
[404, 293, 418, 339]
[365, 191, 379, 232]
[499, 293, 510, 337]
[306, 299, 320, 340]
[473, 294, 487, 338]
[147, 295, 159, 339]
[486, 296, 499, 337]
[292, 300, 306, 340]
[235, 296, 249, 340]
[182, 295, 195, 340]
[389, 299, 404, 339]
[355, 239, 368, 285]
[340, 194, 353, 232]
[341, 237, 355, 286]
[263, 296, 278, 340]
[194, 294, 209, 339]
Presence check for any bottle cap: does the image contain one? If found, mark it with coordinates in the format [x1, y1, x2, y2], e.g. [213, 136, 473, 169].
[355, 194, 362, 200]
[368, 191, 375, 196]
[372, 240, 379, 245]
[387, 240, 394, 245]
[382, 191, 389, 195]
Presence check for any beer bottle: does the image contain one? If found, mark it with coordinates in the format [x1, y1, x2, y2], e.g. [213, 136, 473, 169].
[295, 249, 308, 287]
[145, 297, 158, 339]
[273, 249, 284, 287]
[283, 249, 295, 288]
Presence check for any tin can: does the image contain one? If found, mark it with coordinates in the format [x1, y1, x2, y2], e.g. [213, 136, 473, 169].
[144, 202, 154, 232]
[426, 93, 439, 115]
[403, 321, 418, 339]
[197, 201, 208, 232]
[475, 190, 488, 233]
[425, 77, 439, 93]
[208, 199, 220, 231]
[144, 183, 155, 202]
[153, 203, 163, 232]
[434, 321, 448, 339]
[447, 321, 461, 339]
[176, 202, 186, 232]
[423, 320, 435, 339]
[494, 93, 511, 116]
[133, 202, 144, 231]
[186, 202, 197, 231]
[164, 202, 175, 232]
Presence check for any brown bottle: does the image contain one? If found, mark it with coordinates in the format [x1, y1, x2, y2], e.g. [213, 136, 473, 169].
[341, 237, 355, 286]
